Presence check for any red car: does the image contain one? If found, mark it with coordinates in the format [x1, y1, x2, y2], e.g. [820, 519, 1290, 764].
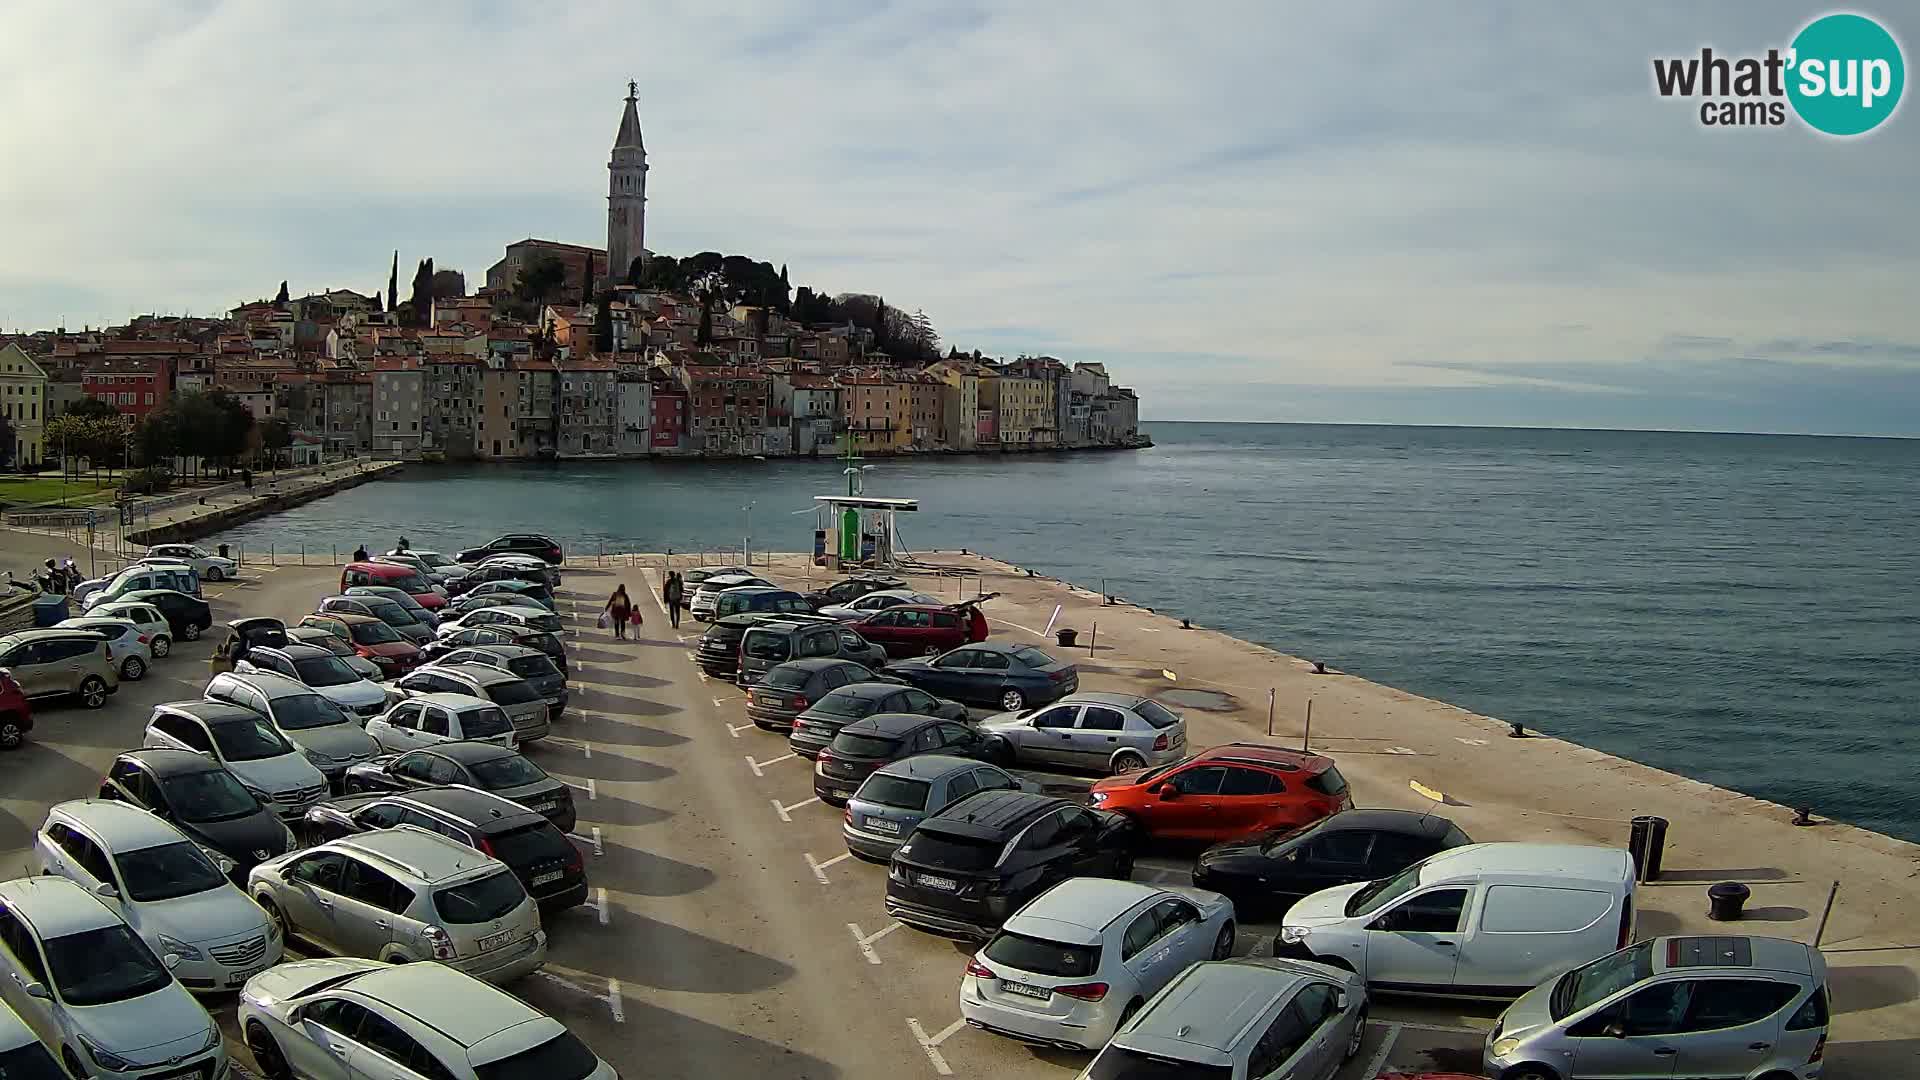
[851, 603, 988, 658]
[0, 668, 32, 750]
[298, 612, 423, 675]
[1088, 742, 1351, 842]
[342, 561, 446, 611]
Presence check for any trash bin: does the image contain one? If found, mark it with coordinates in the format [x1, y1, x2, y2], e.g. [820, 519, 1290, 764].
[1708, 881, 1751, 921]
[218, 543, 230, 559]
[1056, 628, 1078, 647]
[1628, 815, 1669, 882]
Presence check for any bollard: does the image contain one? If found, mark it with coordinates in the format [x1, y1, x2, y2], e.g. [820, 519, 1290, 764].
[1792, 806, 1815, 826]
[1628, 816, 1669, 882]
[1301, 697, 1312, 750]
[301, 544, 306, 566]
[1056, 628, 1078, 648]
[1707, 882, 1750, 921]
[1508, 721, 1527, 738]
[1813, 881, 1840, 946]
[1088, 621, 1097, 655]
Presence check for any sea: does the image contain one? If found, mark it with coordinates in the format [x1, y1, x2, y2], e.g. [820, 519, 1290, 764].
[211, 423, 1920, 843]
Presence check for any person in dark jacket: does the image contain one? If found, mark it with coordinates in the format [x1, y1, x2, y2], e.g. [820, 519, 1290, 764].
[352, 543, 369, 562]
[662, 572, 684, 628]
[605, 584, 636, 640]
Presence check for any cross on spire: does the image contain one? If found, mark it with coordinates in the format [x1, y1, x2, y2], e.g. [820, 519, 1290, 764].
[627, 79, 637, 102]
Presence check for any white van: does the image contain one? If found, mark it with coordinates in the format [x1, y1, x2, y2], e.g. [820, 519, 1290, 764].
[1272, 842, 1634, 997]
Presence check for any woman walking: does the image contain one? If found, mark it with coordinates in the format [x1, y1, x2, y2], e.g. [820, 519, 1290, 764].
[605, 584, 636, 640]
[663, 571, 684, 628]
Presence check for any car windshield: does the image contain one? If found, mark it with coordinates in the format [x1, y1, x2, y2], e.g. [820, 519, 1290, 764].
[473, 1031, 600, 1080]
[350, 621, 403, 645]
[365, 600, 417, 626]
[1087, 1048, 1231, 1079]
[384, 573, 433, 594]
[742, 633, 791, 661]
[418, 552, 456, 568]
[762, 664, 813, 689]
[209, 716, 294, 761]
[1135, 700, 1182, 729]
[857, 774, 930, 811]
[116, 841, 228, 902]
[43, 925, 172, 1007]
[1009, 645, 1058, 668]
[433, 870, 527, 924]
[1551, 940, 1655, 1020]
[484, 680, 541, 707]
[1345, 857, 1429, 917]
[0, 1041, 64, 1080]
[506, 656, 557, 681]
[901, 828, 1001, 871]
[293, 656, 361, 688]
[163, 768, 261, 822]
[460, 707, 514, 738]
[1261, 820, 1320, 854]
[490, 822, 571, 865]
[816, 692, 881, 719]
[469, 754, 548, 788]
[517, 612, 562, 632]
[830, 732, 899, 758]
[984, 930, 1102, 978]
[274, 691, 354, 730]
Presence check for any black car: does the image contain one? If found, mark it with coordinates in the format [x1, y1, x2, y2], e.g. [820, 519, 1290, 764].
[97, 749, 295, 880]
[422, 624, 569, 676]
[745, 657, 892, 732]
[455, 534, 564, 565]
[804, 575, 908, 608]
[789, 682, 971, 759]
[812, 712, 1004, 805]
[885, 790, 1136, 940]
[1192, 809, 1474, 916]
[440, 644, 569, 716]
[888, 641, 1079, 712]
[444, 564, 556, 598]
[695, 613, 779, 677]
[299, 786, 588, 910]
[121, 588, 214, 641]
[341, 743, 576, 832]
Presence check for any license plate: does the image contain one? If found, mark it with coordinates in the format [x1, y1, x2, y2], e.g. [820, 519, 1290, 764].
[1000, 979, 1050, 1000]
[866, 817, 902, 835]
[227, 967, 263, 987]
[535, 801, 561, 813]
[477, 930, 515, 952]
[833, 788, 854, 799]
[532, 871, 564, 886]
[914, 873, 959, 891]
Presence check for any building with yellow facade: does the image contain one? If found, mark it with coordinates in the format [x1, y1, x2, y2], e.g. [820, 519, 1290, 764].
[0, 343, 48, 467]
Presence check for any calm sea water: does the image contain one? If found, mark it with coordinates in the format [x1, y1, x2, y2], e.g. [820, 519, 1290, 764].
[213, 424, 1920, 842]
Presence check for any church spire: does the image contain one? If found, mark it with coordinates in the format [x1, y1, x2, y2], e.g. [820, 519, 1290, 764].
[614, 80, 644, 151]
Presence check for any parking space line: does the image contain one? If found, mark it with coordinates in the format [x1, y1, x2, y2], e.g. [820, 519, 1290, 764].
[772, 796, 819, 822]
[906, 1017, 963, 1076]
[568, 827, 604, 856]
[712, 696, 732, 707]
[726, 722, 756, 739]
[605, 979, 624, 1023]
[806, 850, 852, 884]
[847, 920, 902, 964]
[1361, 1021, 1400, 1079]
[591, 887, 610, 925]
[746, 752, 796, 776]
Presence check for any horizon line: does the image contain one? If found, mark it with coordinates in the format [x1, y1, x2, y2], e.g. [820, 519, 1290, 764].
[1137, 419, 1919, 442]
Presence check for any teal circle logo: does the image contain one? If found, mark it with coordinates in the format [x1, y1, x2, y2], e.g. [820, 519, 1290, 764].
[1787, 13, 1905, 136]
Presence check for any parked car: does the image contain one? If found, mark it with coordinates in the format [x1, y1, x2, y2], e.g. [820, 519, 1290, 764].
[422, 624, 568, 677]
[1077, 957, 1369, 1080]
[0, 628, 118, 708]
[373, 551, 448, 585]
[462, 578, 556, 610]
[439, 591, 538, 621]
[52, 616, 151, 680]
[385, 547, 464, 582]
[35, 799, 282, 993]
[298, 612, 423, 674]
[844, 755, 1035, 861]
[87, 600, 174, 657]
[688, 574, 774, 621]
[815, 714, 1003, 805]
[391, 662, 550, 743]
[299, 786, 588, 910]
[231, 644, 389, 718]
[340, 743, 576, 832]
[682, 565, 749, 587]
[790, 682, 971, 759]
[982, 692, 1188, 775]
[437, 644, 567, 718]
[203, 671, 382, 783]
[804, 574, 908, 608]
[746, 657, 892, 731]
[1274, 843, 1638, 997]
[343, 584, 439, 629]
[737, 616, 889, 686]
[366, 692, 516, 752]
[144, 543, 238, 582]
[0, 877, 227, 1080]
[0, 669, 30, 750]
[207, 616, 291, 677]
[98, 749, 297, 880]
[249, 827, 546, 982]
[1091, 743, 1354, 843]
[694, 613, 776, 677]
[238, 958, 616, 1080]
[316, 594, 434, 645]
[118, 588, 212, 641]
[711, 586, 813, 621]
[473, 552, 561, 585]
[889, 641, 1079, 712]
[444, 562, 555, 598]
[886, 790, 1138, 940]
[961, 878, 1237, 1050]
[81, 562, 200, 610]
[286, 625, 386, 681]
[1483, 935, 1831, 1080]
[434, 603, 563, 638]
[1194, 809, 1474, 917]
[143, 700, 331, 820]
[339, 561, 446, 611]
[850, 604, 979, 658]
[0, 998, 61, 1079]
[455, 533, 564, 565]
[815, 588, 945, 621]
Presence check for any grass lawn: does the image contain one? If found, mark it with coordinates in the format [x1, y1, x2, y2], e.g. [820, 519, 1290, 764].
[0, 473, 121, 508]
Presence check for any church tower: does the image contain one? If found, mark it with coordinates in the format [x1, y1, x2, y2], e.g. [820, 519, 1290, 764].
[606, 81, 648, 290]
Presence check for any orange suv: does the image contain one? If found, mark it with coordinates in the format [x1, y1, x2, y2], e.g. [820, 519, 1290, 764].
[1087, 742, 1351, 842]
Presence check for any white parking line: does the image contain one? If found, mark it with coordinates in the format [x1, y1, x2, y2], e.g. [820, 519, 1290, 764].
[726, 721, 758, 739]
[990, 618, 1046, 639]
[746, 752, 796, 777]
[568, 827, 604, 856]
[772, 796, 820, 822]
[712, 696, 731, 708]
[560, 778, 597, 800]
[806, 850, 852, 884]
[906, 1017, 964, 1076]
[1361, 1022, 1400, 1079]
[605, 978, 625, 1023]
[592, 887, 610, 925]
[846, 920, 901, 965]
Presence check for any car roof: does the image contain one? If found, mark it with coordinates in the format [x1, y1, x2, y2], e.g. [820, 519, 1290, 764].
[273, 643, 338, 663]
[0, 876, 123, 937]
[1192, 742, 1336, 773]
[1, 628, 101, 645]
[119, 747, 229, 776]
[1313, 808, 1459, 838]
[871, 754, 984, 781]
[219, 669, 322, 699]
[123, 588, 197, 600]
[156, 699, 267, 725]
[768, 657, 857, 674]
[58, 616, 135, 629]
[340, 963, 542, 1046]
[1012, 879, 1164, 940]
[1122, 959, 1314, 1056]
[51, 798, 189, 850]
[720, 585, 783, 596]
[377, 786, 543, 827]
[1062, 691, 1152, 709]
[426, 662, 514, 684]
[316, 611, 379, 624]
[745, 615, 840, 632]
[1416, 843, 1631, 887]
[334, 826, 498, 882]
[828, 682, 903, 702]
[407, 692, 495, 713]
[1655, 936, 1817, 976]
[843, 712, 942, 737]
[425, 741, 520, 765]
[452, 643, 543, 661]
[923, 789, 1059, 837]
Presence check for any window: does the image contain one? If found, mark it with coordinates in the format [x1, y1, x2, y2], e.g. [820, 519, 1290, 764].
[339, 859, 413, 914]
[911, 726, 942, 752]
[387, 703, 421, 731]
[1019, 811, 1063, 850]
[1247, 998, 1313, 1077]
[1033, 706, 1078, 729]
[425, 757, 462, 784]
[1290, 982, 1340, 1025]
[69, 833, 116, 886]
[1786, 985, 1828, 1030]
[1220, 767, 1279, 796]
[935, 723, 975, 749]
[1168, 765, 1227, 796]
[971, 650, 1009, 670]
[1307, 831, 1375, 867]
[1681, 980, 1802, 1031]
[944, 771, 979, 802]
[290, 852, 347, 891]
[422, 708, 451, 736]
[0, 907, 47, 983]
[1120, 910, 1160, 960]
[154, 713, 215, 753]
[394, 755, 437, 782]
[303, 998, 365, 1038]
[357, 803, 406, 829]
[1376, 888, 1469, 934]
[1079, 707, 1125, 732]
[972, 767, 1016, 792]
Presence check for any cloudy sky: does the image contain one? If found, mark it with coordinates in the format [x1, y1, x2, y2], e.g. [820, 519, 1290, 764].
[2, 1, 1915, 434]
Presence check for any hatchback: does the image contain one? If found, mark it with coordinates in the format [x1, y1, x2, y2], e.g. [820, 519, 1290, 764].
[1091, 742, 1353, 843]
[340, 743, 576, 832]
[343, 584, 440, 628]
[844, 755, 1034, 861]
[711, 586, 813, 621]
[98, 750, 297, 880]
[232, 643, 389, 718]
[890, 641, 1079, 712]
[455, 533, 563, 565]
[36, 799, 282, 993]
[437, 644, 568, 718]
[737, 617, 889, 686]
[814, 714, 1003, 805]
[0, 876, 226, 1080]
[143, 543, 238, 582]
[790, 681, 971, 759]
[298, 612, 422, 674]
[694, 613, 775, 677]
[367, 692, 517, 752]
[207, 616, 290, 678]
[53, 616, 152, 681]
[747, 657, 891, 731]
[1485, 936, 1830, 1080]
[463, 579, 556, 610]
[0, 669, 30, 750]
[203, 671, 382, 783]
[87, 601, 174, 657]
[118, 588, 212, 641]
[437, 604, 563, 637]
[81, 563, 201, 610]
[982, 692, 1188, 775]
[392, 662, 550, 743]
[815, 588, 944, 621]
[1193, 808, 1474, 917]
[688, 574, 774, 620]
[141, 700, 331, 820]
[317, 594, 434, 645]
[961, 879, 1237, 1050]
[285, 625, 387, 681]
[0, 629, 118, 709]
[804, 574, 908, 608]
[249, 826, 547, 983]
[849, 603, 986, 658]
[338, 562, 446, 612]
[423, 624, 569, 677]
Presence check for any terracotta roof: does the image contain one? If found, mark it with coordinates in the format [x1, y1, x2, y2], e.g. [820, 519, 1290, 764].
[372, 358, 421, 372]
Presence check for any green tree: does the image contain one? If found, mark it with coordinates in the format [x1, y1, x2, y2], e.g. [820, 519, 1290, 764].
[0, 412, 14, 468]
[408, 258, 435, 326]
[134, 410, 179, 469]
[516, 257, 568, 305]
[388, 250, 399, 312]
[261, 417, 293, 467]
[431, 268, 466, 300]
[67, 396, 117, 420]
[274, 280, 290, 305]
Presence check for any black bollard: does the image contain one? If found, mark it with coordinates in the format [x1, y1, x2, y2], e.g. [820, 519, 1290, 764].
[1707, 882, 1751, 921]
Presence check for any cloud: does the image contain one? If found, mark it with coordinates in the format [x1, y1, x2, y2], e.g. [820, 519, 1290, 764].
[0, 1, 1916, 434]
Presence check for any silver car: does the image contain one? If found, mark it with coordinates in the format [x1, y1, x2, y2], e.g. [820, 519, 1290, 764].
[345, 584, 440, 629]
[1485, 935, 1831, 1080]
[54, 616, 153, 681]
[981, 692, 1188, 775]
[316, 595, 434, 645]
[1076, 956, 1367, 1080]
[844, 755, 1034, 860]
[392, 663, 549, 743]
[203, 670, 382, 783]
[231, 644, 390, 718]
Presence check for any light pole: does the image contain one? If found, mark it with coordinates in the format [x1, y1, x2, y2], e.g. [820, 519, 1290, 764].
[742, 501, 755, 564]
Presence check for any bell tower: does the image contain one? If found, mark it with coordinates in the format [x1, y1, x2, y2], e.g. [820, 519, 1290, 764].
[607, 80, 648, 290]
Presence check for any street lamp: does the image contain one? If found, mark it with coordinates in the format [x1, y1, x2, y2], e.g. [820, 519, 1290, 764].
[742, 501, 756, 564]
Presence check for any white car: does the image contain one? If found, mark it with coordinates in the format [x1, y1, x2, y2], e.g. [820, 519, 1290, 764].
[203, 671, 383, 783]
[367, 691, 517, 752]
[231, 645, 390, 718]
[0, 996, 62, 1079]
[240, 958, 617, 1080]
[35, 800, 282, 994]
[141, 700, 330, 820]
[961, 878, 1237, 1050]
[0, 876, 225, 1080]
[434, 603, 563, 638]
[144, 544, 239, 582]
[816, 589, 945, 621]
[87, 601, 175, 658]
[687, 573, 772, 620]
[387, 548, 462, 583]
[54, 616, 153, 681]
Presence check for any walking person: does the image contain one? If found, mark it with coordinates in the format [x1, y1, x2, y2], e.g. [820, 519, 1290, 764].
[352, 543, 369, 562]
[605, 584, 636, 640]
[663, 571, 684, 628]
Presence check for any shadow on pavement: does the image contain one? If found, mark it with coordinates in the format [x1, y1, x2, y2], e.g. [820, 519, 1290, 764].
[562, 909, 794, 993]
[1830, 963, 1920, 1013]
[575, 667, 671, 690]
[570, 686, 681, 718]
[561, 713, 689, 748]
[588, 839, 717, 897]
[571, 793, 673, 828]
[612, 998, 841, 1078]
[564, 646, 631, 666]
[545, 749, 674, 784]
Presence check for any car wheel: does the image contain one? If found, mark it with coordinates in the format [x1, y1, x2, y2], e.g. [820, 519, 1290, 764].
[151, 635, 171, 657]
[1112, 850, 1135, 880]
[121, 656, 146, 681]
[246, 1022, 292, 1080]
[1212, 921, 1236, 960]
[1111, 749, 1146, 774]
[1117, 998, 1145, 1030]
[0, 717, 24, 750]
[79, 676, 108, 709]
[258, 897, 288, 939]
[999, 688, 1025, 712]
[182, 622, 202, 641]
[1344, 1006, 1367, 1060]
[1501, 1067, 1561, 1080]
[62, 1046, 87, 1080]
[205, 566, 225, 582]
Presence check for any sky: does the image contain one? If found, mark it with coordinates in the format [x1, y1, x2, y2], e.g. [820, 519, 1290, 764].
[2, 1, 1916, 435]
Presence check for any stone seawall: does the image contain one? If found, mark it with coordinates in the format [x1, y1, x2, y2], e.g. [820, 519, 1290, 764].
[125, 462, 403, 545]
